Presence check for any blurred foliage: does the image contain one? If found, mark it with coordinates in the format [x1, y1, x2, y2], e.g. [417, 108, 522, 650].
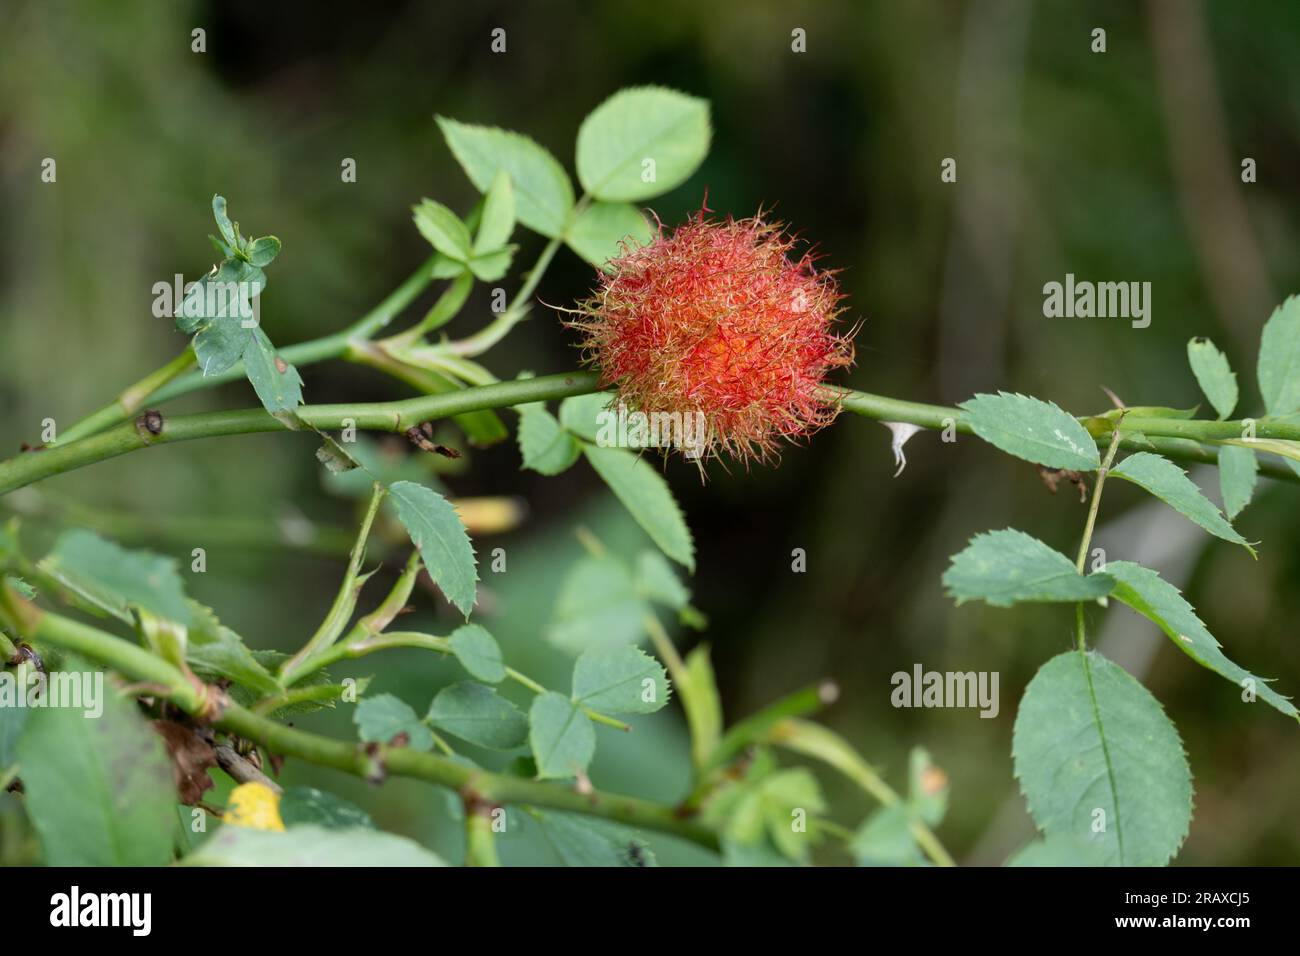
[2, 0, 1299, 864]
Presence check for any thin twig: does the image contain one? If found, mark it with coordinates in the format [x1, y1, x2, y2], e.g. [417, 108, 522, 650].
[213, 745, 283, 794]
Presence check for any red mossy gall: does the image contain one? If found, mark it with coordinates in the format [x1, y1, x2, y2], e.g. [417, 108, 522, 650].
[567, 207, 855, 465]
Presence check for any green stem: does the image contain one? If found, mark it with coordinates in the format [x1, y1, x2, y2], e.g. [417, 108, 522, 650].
[0, 372, 600, 497]
[643, 612, 714, 771]
[643, 614, 689, 708]
[279, 483, 386, 685]
[23, 606, 718, 851]
[1075, 423, 1127, 574]
[464, 808, 501, 867]
[20, 372, 1292, 501]
[58, 349, 198, 444]
[428, 728, 456, 759]
[508, 235, 562, 317]
[830, 387, 1300, 482]
[1073, 422, 1127, 651]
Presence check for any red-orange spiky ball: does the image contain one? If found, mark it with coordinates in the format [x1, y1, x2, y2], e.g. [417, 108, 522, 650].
[569, 209, 854, 465]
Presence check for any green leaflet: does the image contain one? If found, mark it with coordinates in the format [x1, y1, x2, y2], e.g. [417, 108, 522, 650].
[1005, 834, 1111, 867]
[186, 825, 447, 866]
[181, 258, 264, 374]
[1104, 560, 1297, 719]
[548, 554, 650, 653]
[242, 651, 368, 717]
[571, 645, 670, 715]
[0, 702, 28, 768]
[387, 480, 478, 617]
[1110, 452, 1255, 555]
[353, 693, 434, 751]
[943, 529, 1113, 606]
[850, 750, 947, 865]
[1013, 651, 1192, 866]
[436, 116, 575, 238]
[467, 246, 515, 282]
[1217, 445, 1258, 520]
[582, 444, 695, 570]
[243, 326, 304, 414]
[413, 199, 473, 261]
[558, 391, 614, 443]
[681, 644, 723, 770]
[959, 392, 1100, 471]
[447, 623, 506, 684]
[427, 681, 528, 751]
[245, 235, 281, 267]
[517, 403, 582, 475]
[418, 271, 475, 336]
[473, 170, 516, 254]
[575, 86, 711, 202]
[908, 747, 948, 827]
[564, 201, 653, 268]
[39, 529, 192, 626]
[634, 550, 690, 610]
[1257, 295, 1300, 416]
[186, 601, 281, 697]
[1186, 337, 1237, 419]
[703, 765, 826, 863]
[852, 804, 924, 866]
[430, 254, 467, 279]
[279, 786, 376, 830]
[529, 691, 595, 779]
[212, 194, 238, 249]
[181, 199, 299, 416]
[18, 676, 176, 865]
[533, 811, 658, 867]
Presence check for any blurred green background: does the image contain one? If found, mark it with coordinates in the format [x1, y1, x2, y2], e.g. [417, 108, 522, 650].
[2, 0, 1298, 865]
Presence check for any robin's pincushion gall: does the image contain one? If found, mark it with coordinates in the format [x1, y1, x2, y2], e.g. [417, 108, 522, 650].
[568, 208, 854, 465]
